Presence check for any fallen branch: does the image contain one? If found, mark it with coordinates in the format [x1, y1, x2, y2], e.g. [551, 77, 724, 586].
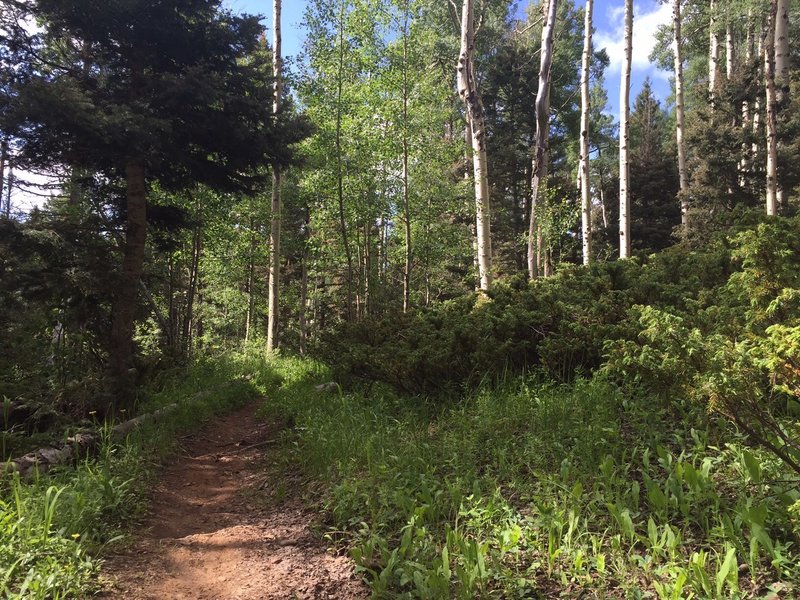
[2, 379, 248, 479]
[188, 438, 278, 461]
[2, 403, 178, 479]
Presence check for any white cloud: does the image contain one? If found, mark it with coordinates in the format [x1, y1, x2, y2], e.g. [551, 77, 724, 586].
[595, 1, 671, 76]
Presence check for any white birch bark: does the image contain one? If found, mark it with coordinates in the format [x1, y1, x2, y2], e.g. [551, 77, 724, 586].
[775, 0, 788, 208]
[457, 0, 492, 290]
[740, 14, 754, 186]
[775, 0, 789, 97]
[724, 17, 735, 194]
[708, 0, 721, 103]
[753, 34, 763, 165]
[765, 0, 778, 215]
[619, 0, 632, 259]
[580, 0, 593, 266]
[528, 0, 558, 279]
[0, 140, 6, 213]
[673, 0, 689, 227]
[266, 0, 283, 351]
[401, 2, 412, 312]
[725, 22, 734, 80]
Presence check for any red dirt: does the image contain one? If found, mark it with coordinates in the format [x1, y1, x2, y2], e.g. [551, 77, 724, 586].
[99, 402, 369, 599]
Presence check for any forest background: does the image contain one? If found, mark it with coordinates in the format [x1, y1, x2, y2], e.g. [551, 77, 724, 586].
[1, 0, 800, 598]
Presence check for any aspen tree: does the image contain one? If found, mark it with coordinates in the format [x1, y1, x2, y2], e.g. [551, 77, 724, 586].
[753, 33, 763, 168]
[0, 140, 6, 213]
[673, 0, 689, 227]
[3, 166, 11, 218]
[708, 0, 721, 102]
[725, 22, 734, 81]
[775, 0, 789, 99]
[765, 0, 778, 215]
[267, 0, 283, 351]
[619, 0, 632, 259]
[335, 0, 355, 319]
[579, 0, 592, 266]
[724, 11, 734, 195]
[528, 0, 558, 279]
[401, 0, 412, 312]
[457, 0, 492, 290]
[775, 0, 788, 209]
[740, 12, 754, 186]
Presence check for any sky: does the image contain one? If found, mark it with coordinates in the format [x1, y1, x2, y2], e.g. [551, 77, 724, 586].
[12, 0, 672, 212]
[225, 0, 674, 115]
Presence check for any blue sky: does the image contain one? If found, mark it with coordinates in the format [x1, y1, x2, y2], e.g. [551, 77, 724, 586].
[224, 0, 673, 117]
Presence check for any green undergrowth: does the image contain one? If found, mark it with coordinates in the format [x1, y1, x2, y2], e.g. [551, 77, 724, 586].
[260, 357, 800, 599]
[0, 350, 274, 599]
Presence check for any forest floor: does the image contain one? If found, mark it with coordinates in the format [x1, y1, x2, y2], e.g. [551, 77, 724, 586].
[98, 401, 368, 600]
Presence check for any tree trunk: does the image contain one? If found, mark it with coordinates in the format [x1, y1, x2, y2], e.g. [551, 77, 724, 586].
[3, 167, 12, 218]
[597, 145, 609, 230]
[401, 2, 412, 312]
[244, 213, 256, 343]
[168, 256, 177, 352]
[740, 14, 754, 186]
[0, 140, 7, 214]
[355, 241, 362, 318]
[362, 222, 372, 317]
[708, 0, 721, 103]
[336, 0, 354, 319]
[108, 159, 147, 408]
[579, 0, 592, 266]
[529, 0, 558, 279]
[765, 0, 779, 216]
[725, 18, 735, 197]
[775, 0, 789, 99]
[464, 121, 480, 290]
[182, 223, 202, 355]
[266, 0, 283, 351]
[619, 0, 632, 259]
[775, 0, 788, 209]
[457, 0, 492, 291]
[725, 22, 734, 80]
[299, 205, 311, 353]
[299, 258, 308, 354]
[753, 34, 763, 171]
[673, 0, 689, 227]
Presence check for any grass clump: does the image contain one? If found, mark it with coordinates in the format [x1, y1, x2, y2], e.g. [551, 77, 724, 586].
[261, 362, 800, 599]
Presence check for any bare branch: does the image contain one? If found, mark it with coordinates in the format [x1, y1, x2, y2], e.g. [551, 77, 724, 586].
[448, 0, 461, 32]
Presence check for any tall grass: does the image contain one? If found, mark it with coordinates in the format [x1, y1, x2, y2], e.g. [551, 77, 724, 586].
[260, 360, 800, 599]
[0, 350, 276, 599]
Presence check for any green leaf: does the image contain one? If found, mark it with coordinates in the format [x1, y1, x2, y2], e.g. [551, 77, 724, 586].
[742, 450, 762, 484]
[715, 546, 737, 596]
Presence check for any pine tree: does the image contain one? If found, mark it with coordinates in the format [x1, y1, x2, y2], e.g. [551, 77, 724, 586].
[3, 0, 308, 408]
[629, 80, 680, 251]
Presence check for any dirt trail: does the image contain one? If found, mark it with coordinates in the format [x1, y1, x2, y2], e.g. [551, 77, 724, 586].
[100, 402, 368, 599]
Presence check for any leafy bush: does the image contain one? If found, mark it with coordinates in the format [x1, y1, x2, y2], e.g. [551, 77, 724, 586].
[602, 217, 800, 475]
[317, 243, 732, 395]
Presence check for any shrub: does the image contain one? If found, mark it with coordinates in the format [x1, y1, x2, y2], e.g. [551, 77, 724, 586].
[316, 245, 732, 396]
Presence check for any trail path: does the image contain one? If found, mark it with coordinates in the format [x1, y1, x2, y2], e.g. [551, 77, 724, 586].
[100, 402, 368, 599]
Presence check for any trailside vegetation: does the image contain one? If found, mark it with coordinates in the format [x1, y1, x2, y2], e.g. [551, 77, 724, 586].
[1, 0, 800, 597]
